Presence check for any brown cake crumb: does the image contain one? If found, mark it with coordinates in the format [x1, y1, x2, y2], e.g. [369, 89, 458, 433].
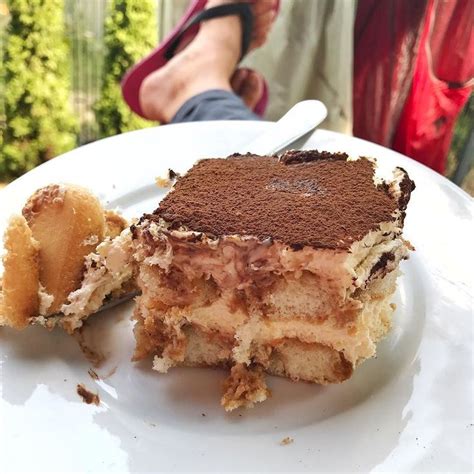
[155, 176, 172, 188]
[280, 436, 294, 446]
[155, 169, 180, 188]
[77, 384, 100, 405]
[221, 363, 270, 411]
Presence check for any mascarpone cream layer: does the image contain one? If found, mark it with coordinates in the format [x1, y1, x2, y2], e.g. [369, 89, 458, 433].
[59, 229, 134, 328]
[134, 216, 407, 298]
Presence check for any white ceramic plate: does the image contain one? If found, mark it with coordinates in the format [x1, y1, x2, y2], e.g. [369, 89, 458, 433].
[0, 122, 472, 473]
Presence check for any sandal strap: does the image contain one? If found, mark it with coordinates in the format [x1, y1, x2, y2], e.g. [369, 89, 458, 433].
[165, 2, 253, 61]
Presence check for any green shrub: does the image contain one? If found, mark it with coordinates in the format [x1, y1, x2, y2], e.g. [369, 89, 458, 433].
[1, 0, 77, 181]
[94, 0, 157, 137]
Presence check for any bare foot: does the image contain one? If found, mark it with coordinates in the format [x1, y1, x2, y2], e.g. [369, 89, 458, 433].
[231, 68, 264, 110]
[139, 0, 275, 122]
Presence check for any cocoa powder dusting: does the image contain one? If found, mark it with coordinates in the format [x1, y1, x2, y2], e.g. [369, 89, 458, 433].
[152, 152, 413, 249]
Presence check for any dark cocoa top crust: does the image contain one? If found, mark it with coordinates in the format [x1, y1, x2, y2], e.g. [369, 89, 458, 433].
[151, 151, 414, 249]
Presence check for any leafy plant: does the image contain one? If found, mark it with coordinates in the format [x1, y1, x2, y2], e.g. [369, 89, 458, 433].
[446, 94, 473, 177]
[94, 0, 157, 137]
[1, 0, 77, 180]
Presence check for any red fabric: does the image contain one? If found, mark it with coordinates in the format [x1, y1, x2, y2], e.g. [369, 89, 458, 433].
[392, 0, 473, 174]
[353, 0, 428, 146]
[429, 0, 474, 84]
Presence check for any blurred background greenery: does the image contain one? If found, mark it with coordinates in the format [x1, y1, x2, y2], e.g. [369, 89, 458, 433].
[0, 0, 156, 182]
[0, 0, 472, 193]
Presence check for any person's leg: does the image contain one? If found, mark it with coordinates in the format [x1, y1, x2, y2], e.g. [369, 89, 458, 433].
[139, 0, 276, 123]
[171, 66, 267, 123]
[171, 89, 259, 123]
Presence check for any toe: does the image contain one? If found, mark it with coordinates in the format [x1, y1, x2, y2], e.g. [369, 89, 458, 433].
[231, 68, 249, 94]
[237, 70, 264, 109]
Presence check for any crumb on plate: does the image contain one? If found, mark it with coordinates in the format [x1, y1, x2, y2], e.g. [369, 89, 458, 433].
[77, 383, 100, 405]
[155, 169, 180, 189]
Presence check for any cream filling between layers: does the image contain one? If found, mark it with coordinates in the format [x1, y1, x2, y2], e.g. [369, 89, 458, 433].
[232, 277, 396, 366]
[140, 269, 397, 369]
[135, 218, 408, 370]
[135, 216, 406, 300]
[59, 229, 134, 328]
[38, 284, 54, 315]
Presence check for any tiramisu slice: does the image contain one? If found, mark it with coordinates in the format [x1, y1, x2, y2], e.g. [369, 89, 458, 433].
[0, 184, 134, 333]
[131, 151, 415, 411]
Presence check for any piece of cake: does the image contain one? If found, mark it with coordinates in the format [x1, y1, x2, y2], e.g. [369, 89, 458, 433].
[131, 150, 415, 411]
[0, 184, 135, 333]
